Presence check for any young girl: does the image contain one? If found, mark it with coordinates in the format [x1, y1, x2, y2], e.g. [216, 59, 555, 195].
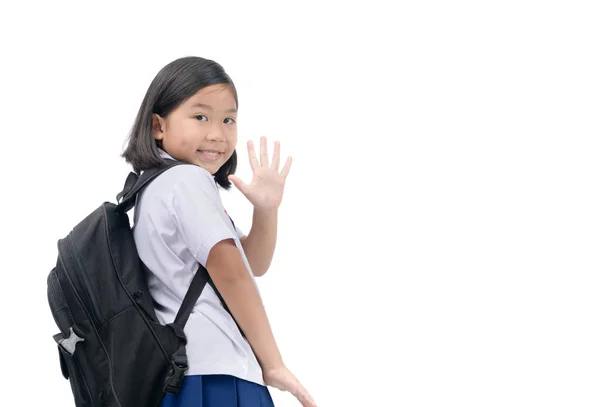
[121, 56, 316, 407]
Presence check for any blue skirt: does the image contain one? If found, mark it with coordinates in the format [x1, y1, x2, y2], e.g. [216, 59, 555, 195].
[160, 375, 275, 407]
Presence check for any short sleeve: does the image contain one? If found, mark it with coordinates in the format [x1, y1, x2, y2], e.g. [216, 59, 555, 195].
[170, 167, 237, 266]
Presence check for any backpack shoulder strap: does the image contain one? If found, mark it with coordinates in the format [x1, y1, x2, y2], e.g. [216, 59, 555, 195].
[116, 159, 187, 212]
[173, 264, 246, 338]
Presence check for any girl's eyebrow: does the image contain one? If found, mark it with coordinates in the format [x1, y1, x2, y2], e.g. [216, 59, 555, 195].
[191, 103, 237, 113]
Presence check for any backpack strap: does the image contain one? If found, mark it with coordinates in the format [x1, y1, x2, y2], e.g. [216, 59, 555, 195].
[163, 264, 210, 393]
[206, 272, 246, 338]
[165, 256, 245, 393]
[173, 266, 209, 328]
[172, 264, 245, 339]
[172, 216, 246, 337]
[116, 159, 186, 213]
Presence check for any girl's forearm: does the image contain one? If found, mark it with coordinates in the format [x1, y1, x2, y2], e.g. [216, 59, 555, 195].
[241, 208, 278, 277]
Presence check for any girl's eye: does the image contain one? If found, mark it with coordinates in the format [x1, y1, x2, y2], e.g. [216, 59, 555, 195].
[194, 115, 208, 121]
[224, 118, 236, 124]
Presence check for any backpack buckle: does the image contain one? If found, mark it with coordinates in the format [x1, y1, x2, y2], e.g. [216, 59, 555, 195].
[56, 327, 85, 355]
[163, 353, 188, 394]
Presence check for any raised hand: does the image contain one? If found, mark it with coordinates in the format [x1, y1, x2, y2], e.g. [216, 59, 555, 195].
[228, 137, 292, 211]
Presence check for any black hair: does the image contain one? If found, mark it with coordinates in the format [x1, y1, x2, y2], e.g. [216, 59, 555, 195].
[122, 56, 238, 189]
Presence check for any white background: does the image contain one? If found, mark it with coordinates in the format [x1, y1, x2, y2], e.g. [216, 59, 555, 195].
[1, 1, 599, 406]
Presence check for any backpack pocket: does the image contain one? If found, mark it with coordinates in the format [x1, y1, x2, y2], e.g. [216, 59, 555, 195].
[54, 329, 94, 406]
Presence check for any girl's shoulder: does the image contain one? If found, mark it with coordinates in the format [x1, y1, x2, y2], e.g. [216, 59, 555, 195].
[143, 163, 221, 206]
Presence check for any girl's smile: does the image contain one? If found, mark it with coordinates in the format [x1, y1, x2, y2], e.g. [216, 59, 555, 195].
[197, 149, 224, 161]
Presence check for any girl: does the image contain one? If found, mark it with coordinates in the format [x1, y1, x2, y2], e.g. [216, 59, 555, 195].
[121, 56, 316, 407]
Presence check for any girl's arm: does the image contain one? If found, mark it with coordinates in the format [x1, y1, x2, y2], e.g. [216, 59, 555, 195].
[208, 239, 318, 406]
[228, 137, 293, 278]
[239, 208, 278, 277]
[207, 237, 283, 370]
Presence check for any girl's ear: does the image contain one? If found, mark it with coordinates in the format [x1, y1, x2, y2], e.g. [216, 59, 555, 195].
[152, 114, 166, 140]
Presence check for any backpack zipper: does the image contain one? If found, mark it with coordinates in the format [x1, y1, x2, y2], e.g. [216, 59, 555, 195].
[67, 233, 103, 325]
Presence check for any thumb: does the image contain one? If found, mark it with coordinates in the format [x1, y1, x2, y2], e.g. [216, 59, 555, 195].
[228, 175, 250, 195]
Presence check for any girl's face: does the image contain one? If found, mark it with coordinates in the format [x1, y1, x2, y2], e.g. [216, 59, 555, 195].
[152, 84, 238, 175]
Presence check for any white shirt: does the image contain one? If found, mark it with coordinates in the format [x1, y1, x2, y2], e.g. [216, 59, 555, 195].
[132, 150, 264, 385]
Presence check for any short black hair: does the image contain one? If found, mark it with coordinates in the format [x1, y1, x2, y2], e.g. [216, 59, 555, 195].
[122, 56, 239, 189]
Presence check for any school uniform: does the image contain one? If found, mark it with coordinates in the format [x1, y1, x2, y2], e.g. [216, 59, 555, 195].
[132, 149, 274, 406]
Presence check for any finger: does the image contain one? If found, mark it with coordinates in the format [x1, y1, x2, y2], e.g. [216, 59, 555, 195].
[247, 140, 259, 170]
[260, 136, 269, 167]
[293, 387, 317, 407]
[228, 175, 250, 195]
[280, 156, 292, 178]
[271, 140, 281, 170]
[286, 378, 314, 407]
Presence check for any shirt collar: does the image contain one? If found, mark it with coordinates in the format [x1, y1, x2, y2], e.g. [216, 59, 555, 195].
[158, 148, 175, 160]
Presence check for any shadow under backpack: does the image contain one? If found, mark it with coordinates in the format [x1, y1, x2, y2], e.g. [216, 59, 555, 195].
[47, 160, 243, 407]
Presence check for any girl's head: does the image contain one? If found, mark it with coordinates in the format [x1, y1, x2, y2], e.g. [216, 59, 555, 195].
[122, 56, 238, 189]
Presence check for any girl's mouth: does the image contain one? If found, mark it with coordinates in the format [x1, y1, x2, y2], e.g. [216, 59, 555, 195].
[198, 150, 223, 161]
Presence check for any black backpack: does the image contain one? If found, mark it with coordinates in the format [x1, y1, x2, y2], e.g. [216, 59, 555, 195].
[47, 160, 238, 407]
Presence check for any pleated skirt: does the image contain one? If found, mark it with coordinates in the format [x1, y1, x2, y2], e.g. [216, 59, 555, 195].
[160, 375, 275, 407]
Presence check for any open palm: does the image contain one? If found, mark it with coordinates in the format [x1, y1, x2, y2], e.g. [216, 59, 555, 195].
[228, 137, 292, 210]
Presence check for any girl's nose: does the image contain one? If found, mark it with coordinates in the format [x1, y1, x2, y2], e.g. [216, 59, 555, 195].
[206, 127, 225, 142]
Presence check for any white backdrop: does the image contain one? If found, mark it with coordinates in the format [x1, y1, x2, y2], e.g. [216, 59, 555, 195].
[0, 1, 599, 406]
